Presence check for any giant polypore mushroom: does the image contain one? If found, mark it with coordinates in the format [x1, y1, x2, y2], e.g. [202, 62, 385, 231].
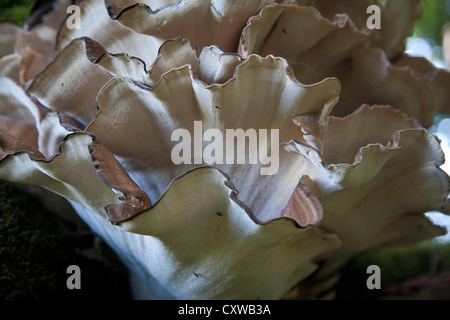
[0, 0, 449, 299]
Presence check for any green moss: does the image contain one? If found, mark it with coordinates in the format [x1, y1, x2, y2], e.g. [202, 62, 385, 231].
[414, 0, 450, 46]
[0, 182, 69, 299]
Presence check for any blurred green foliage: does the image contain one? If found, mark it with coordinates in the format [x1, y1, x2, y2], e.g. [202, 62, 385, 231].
[0, 0, 35, 26]
[415, 0, 450, 45]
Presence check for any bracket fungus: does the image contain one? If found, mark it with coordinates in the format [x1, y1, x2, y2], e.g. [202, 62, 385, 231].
[0, 0, 449, 299]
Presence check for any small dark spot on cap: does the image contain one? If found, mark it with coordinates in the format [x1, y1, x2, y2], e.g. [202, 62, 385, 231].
[216, 212, 223, 216]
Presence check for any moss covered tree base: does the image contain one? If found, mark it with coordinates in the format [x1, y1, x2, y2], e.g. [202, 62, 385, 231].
[0, 0, 35, 26]
[0, 181, 131, 300]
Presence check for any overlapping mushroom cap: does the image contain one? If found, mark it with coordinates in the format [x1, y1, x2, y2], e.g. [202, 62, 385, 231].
[0, 0, 449, 299]
[0, 0, 73, 85]
[240, 2, 450, 126]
